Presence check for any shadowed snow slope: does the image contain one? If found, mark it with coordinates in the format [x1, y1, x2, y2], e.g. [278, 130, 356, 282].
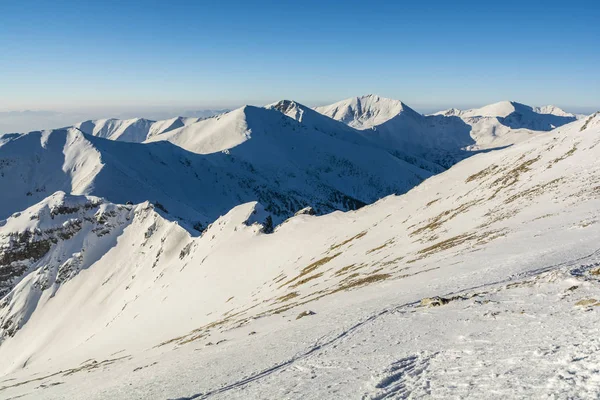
[1, 113, 600, 399]
[0, 108, 432, 225]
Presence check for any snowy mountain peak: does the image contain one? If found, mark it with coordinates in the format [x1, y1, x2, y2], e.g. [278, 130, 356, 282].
[314, 95, 417, 129]
[268, 99, 301, 113]
[437, 101, 578, 120]
[533, 104, 577, 117]
[477, 100, 521, 117]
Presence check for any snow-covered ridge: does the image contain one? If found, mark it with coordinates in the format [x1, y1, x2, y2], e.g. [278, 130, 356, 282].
[12, 96, 583, 175]
[74, 115, 217, 143]
[434, 100, 581, 132]
[437, 101, 579, 119]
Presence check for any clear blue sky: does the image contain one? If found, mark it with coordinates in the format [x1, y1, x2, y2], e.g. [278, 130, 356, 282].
[1, 0, 599, 113]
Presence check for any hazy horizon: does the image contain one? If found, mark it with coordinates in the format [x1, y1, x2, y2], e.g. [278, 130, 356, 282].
[1, 0, 598, 123]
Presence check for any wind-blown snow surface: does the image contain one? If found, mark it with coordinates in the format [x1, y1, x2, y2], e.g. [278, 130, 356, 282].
[0, 107, 431, 226]
[316, 95, 580, 167]
[1, 113, 600, 399]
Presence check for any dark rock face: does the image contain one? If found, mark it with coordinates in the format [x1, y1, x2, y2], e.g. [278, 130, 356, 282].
[0, 196, 131, 341]
[261, 216, 274, 234]
[270, 100, 298, 115]
[0, 198, 125, 301]
[0, 231, 53, 298]
[294, 207, 316, 216]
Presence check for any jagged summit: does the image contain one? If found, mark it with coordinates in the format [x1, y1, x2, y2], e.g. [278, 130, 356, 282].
[267, 99, 302, 114]
[265, 99, 315, 125]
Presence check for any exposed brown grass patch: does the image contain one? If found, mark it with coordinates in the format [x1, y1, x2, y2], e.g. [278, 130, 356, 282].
[493, 156, 540, 186]
[334, 263, 360, 276]
[531, 213, 555, 222]
[575, 298, 600, 307]
[330, 231, 367, 250]
[366, 239, 394, 254]
[410, 199, 482, 236]
[416, 229, 507, 259]
[487, 156, 541, 200]
[275, 291, 299, 303]
[279, 253, 341, 288]
[580, 112, 599, 132]
[465, 164, 498, 183]
[548, 145, 578, 167]
[504, 178, 565, 204]
[333, 273, 392, 293]
[290, 272, 324, 288]
[425, 198, 440, 207]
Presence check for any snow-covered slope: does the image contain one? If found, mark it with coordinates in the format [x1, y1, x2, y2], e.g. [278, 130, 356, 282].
[317, 95, 581, 168]
[1, 113, 600, 399]
[146, 116, 200, 139]
[0, 110, 432, 226]
[144, 108, 253, 153]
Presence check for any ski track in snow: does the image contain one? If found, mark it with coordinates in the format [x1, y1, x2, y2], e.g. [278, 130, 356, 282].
[170, 247, 600, 400]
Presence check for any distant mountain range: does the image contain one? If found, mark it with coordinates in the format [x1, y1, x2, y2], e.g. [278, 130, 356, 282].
[0, 109, 230, 136]
[316, 95, 582, 167]
[0, 96, 583, 227]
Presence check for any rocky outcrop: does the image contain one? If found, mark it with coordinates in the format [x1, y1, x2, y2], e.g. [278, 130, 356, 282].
[0, 193, 135, 340]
